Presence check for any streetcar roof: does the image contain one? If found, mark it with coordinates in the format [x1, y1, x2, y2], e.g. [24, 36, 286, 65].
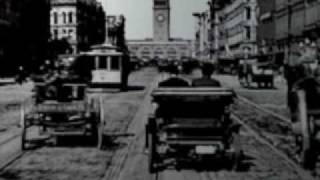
[80, 50, 123, 56]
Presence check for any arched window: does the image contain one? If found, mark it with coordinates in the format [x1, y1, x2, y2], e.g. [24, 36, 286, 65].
[68, 12, 73, 23]
[63, 12, 67, 24]
[168, 48, 177, 55]
[53, 12, 58, 24]
[141, 47, 150, 55]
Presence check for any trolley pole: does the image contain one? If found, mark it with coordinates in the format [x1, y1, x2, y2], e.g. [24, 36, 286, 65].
[286, 0, 293, 107]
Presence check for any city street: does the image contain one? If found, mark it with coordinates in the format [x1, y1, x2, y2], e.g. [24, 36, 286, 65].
[2, 0, 320, 179]
[0, 68, 318, 179]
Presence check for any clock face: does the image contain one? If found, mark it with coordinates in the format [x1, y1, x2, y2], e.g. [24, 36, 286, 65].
[157, 14, 165, 22]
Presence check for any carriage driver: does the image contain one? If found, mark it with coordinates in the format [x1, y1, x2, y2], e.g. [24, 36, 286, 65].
[290, 39, 320, 135]
[158, 63, 189, 87]
[192, 62, 221, 87]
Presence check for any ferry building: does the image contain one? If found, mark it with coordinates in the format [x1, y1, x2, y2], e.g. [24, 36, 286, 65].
[128, 0, 193, 61]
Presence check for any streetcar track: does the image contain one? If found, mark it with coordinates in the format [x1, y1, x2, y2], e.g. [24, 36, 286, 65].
[231, 113, 315, 180]
[233, 94, 320, 179]
[0, 132, 20, 147]
[104, 73, 159, 180]
[0, 151, 25, 172]
[0, 133, 26, 172]
[237, 95, 290, 123]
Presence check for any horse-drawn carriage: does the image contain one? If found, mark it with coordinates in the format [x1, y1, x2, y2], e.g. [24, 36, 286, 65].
[290, 78, 320, 170]
[145, 87, 242, 173]
[238, 55, 274, 88]
[21, 64, 106, 150]
[217, 57, 239, 75]
[285, 40, 320, 170]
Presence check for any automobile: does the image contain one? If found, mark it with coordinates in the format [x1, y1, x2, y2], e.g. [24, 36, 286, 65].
[145, 87, 242, 173]
[21, 66, 106, 150]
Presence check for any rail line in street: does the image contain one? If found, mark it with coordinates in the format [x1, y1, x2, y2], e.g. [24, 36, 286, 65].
[231, 113, 315, 180]
[234, 95, 320, 179]
[0, 132, 25, 172]
[237, 95, 290, 123]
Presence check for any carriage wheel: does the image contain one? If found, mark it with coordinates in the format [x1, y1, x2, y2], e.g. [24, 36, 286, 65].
[245, 74, 252, 88]
[297, 90, 316, 169]
[230, 131, 243, 171]
[97, 97, 105, 150]
[21, 126, 27, 150]
[20, 106, 27, 150]
[97, 123, 105, 150]
[148, 131, 157, 173]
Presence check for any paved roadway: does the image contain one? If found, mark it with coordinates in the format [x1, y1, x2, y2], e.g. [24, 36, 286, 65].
[115, 72, 307, 180]
[0, 69, 312, 180]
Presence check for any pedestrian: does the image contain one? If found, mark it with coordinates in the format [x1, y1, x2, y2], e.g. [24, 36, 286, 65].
[16, 66, 27, 85]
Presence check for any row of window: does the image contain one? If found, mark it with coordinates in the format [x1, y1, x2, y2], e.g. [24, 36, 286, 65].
[97, 56, 120, 70]
[52, 28, 74, 39]
[52, 11, 74, 24]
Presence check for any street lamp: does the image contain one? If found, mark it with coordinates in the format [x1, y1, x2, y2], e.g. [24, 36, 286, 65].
[193, 12, 208, 61]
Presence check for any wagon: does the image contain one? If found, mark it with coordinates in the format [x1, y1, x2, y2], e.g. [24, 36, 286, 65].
[20, 80, 106, 150]
[238, 57, 274, 88]
[145, 87, 242, 173]
[217, 57, 239, 75]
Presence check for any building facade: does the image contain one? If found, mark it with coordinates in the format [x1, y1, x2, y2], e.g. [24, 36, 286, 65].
[193, 10, 212, 60]
[257, 0, 276, 54]
[219, 0, 258, 57]
[208, 0, 258, 58]
[128, 39, 193, 60]
[50, 0, 106, 54]
[128, 0, 192, 61]
[0, 0, 51, 76]
[273, 0, 320, 65]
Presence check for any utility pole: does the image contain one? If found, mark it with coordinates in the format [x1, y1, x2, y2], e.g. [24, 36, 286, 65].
[285, 0, 293, 107]
[208, 0, 214, 61]
[287, 0, 292, 66]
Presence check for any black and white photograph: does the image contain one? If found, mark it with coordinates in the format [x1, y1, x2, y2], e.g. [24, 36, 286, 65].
[0, 0, 320, 179]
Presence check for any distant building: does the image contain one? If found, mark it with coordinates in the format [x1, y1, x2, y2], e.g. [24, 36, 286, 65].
[106, 15, 127, 50]
[128, 39, 193, 60]
[0, 0, 51, 76]
[193, 10, 212, 60]
[127, 0, 193, 61]
[50, 0, 106, 54]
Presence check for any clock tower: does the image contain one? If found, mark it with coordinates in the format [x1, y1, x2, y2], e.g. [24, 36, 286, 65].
[153, 0, 170, 41]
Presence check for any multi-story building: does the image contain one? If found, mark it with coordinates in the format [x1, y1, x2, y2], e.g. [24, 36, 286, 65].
[0, 0, 51, 76]
[274, 0, 320, 65]
[212, 0, 258, 58]
[50, 0, 106, 54]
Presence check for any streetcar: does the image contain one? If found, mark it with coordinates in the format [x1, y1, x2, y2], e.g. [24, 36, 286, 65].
[78, 43, 130, 89]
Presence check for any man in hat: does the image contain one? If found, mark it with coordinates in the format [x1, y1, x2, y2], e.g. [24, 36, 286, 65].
[192, 62, 221, 87]
[158, 63, 189, 87]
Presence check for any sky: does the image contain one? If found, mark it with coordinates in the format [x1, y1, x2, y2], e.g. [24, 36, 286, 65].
[98, 0, 208, 40]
